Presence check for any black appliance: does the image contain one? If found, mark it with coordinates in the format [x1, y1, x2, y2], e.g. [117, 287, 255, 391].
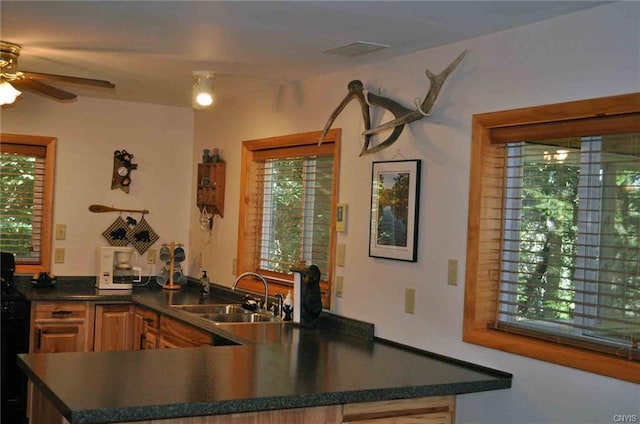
[1, 252, 30, 424]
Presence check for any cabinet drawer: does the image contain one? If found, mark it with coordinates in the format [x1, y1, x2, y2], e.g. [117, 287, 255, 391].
[343, 396, 455, 424]
[34, 302, 87, 321]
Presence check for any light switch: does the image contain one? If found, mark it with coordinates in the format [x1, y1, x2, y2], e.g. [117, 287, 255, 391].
[147, 249, 157, 264]
[55, 224, 66, 240]
[336, 243, 346, 267]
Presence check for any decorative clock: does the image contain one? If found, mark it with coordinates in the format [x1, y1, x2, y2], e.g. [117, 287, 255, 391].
[111, 149, 138, 193]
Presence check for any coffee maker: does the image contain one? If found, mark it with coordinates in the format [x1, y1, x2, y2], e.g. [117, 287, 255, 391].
[96, 246, 141, 289]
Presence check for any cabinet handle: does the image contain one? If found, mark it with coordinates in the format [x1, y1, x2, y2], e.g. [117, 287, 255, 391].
[139, 334, 145, 350]
[52, 310, 72, 317]
[37, 329, 42, 349]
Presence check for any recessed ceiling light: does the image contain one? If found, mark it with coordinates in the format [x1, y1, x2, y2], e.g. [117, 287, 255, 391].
[323, 41, 390, 57]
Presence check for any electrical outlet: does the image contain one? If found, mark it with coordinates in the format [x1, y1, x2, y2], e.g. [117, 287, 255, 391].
[405, 288, 415, 314]
[336, 243, 346, 267]
[232, 258, 237, 274]
[335, 276, 344, 297]
[447, 259, 458, 286]
[147, 249, 156, 264]
[55, 224, 66, 240]
[54, 248, 65, 264]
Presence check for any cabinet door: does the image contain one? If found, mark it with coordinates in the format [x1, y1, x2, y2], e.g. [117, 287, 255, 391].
[32, 323, 84, 354]
[143, 327, 159, 350]
[132, 306, 144, 350]
[94, 304, 133, 352]
[134, 307, 159, 350]
[159, 316, 212, 348]
[31, 302, 90, 353]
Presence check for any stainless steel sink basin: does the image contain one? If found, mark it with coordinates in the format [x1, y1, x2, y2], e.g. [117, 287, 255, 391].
[202, 312, 281, 323]
[171, 304, 249, 315]
[171, 303, 283, 324]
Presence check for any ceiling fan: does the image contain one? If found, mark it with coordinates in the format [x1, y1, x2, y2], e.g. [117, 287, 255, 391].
[0, 40, 115, 105]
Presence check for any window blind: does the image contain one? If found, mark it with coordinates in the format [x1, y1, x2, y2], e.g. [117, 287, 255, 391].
[0, 143, 47, 264]
[496, 133, 640, 360]
[243, 151, 334, 281]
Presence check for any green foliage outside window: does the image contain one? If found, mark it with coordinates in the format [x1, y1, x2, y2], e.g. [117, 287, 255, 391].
[261, 155, 333, 279]
[0, 153, 37, 259]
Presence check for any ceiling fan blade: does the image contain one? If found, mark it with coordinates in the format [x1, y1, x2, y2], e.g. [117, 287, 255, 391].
[22, 71, 115, 88]
[12, 78, 77, 101]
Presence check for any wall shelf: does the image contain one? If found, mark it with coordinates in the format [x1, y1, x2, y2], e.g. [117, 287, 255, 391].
[196, 161, 225, 217]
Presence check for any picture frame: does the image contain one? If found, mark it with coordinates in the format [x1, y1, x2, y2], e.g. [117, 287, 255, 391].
[369, 160, 421, 262]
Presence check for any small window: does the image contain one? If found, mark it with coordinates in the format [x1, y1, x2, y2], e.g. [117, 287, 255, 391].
[237, 129, 341, 306]
[464, 93, 640, 382]
[0, 134, 56, 273]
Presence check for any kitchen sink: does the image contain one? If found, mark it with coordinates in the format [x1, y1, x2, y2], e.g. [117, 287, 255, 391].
[171, 303, 283, 324]
[202, 312, 281, 323]
[171, 304, 249, 315]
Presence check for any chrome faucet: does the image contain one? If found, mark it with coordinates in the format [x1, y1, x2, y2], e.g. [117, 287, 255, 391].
[233, 272, 269, 309]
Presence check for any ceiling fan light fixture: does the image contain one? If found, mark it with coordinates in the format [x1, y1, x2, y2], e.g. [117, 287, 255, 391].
[193, 71, 216, 109]
[0, 80, 21, 105]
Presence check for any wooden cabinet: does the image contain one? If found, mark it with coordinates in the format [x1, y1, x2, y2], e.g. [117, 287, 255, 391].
[31, 302, 92, 353]
[94, 304, 134, 352]
[133, 306, 160, 350]
[196, 161, 225, 217]
[158, 316, 212, 348]
[342, 396, 455, 424]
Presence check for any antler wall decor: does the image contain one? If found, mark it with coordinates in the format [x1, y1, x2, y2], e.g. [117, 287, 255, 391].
[319, 50, 466, 155]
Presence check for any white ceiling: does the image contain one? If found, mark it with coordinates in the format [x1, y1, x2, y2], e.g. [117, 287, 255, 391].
[1, 1, 608, 108]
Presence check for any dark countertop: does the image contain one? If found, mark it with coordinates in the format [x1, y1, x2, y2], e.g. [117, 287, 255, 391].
[16, 278, 512, 423]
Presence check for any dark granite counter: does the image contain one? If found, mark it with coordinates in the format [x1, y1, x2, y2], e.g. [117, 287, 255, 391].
[16, 278, 512, 423]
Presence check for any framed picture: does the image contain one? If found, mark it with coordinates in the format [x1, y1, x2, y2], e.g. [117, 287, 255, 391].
[369, 160, 421, 262]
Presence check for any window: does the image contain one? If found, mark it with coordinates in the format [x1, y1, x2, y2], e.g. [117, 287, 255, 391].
[237, 129, 341, 307]
[0, 134, 56, 274]
[464, 93, 640, 382]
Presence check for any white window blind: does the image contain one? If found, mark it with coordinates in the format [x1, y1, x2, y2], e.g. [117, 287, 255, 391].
[497, 133, 640, 360]
[1, 143, 47, 264]
[245, 151, 334, 281]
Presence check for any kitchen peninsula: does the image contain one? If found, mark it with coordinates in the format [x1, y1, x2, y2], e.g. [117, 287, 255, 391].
[17, 281, 512, 423]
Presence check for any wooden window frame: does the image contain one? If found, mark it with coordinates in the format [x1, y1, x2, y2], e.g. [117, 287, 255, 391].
[236, 129, 341, 307]
[1, 133, 56, 274]
[464, 93, 640, 382]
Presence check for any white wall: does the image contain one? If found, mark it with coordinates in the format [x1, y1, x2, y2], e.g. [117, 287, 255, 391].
[1, 95, 194, 276]
[190, 3, 639, 423]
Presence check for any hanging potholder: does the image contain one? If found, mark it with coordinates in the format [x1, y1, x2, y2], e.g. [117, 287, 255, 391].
[102, 216, 132, 247]
[128, 217, 159, 254]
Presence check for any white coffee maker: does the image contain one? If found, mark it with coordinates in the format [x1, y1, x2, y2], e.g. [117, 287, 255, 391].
[96, 246, 141, 289]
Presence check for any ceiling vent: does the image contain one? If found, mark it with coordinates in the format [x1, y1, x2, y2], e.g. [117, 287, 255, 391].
[323, 41, 390, 57]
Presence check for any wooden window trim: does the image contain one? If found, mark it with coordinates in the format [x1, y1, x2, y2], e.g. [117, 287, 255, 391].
[237, 129, 341, 307]
[464, 93, 640, 383]
[1, 133, 56, 274]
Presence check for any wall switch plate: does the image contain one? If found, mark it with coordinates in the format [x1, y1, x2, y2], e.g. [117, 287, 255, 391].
[405, 288, 415, 314]
[447, 259, 458, 286]
[55, 224, 66, 240]
[336, 203, 347, 232]
[336, 243, 346, 267]
[54, 248, 65, 263]
[147, 249, 156, 264]
[335, 276, 344, 297]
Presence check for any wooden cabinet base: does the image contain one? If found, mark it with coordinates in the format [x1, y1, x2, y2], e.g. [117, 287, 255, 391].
[30, 383, 454, 424]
